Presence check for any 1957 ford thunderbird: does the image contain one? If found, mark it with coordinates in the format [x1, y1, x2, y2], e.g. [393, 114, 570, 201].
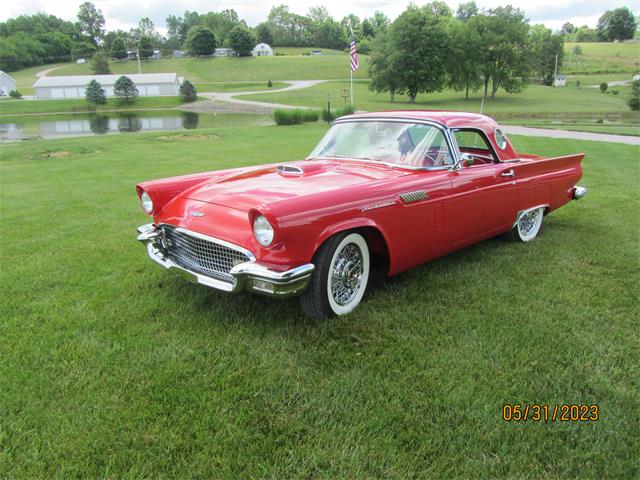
[136, 111, 587, 318]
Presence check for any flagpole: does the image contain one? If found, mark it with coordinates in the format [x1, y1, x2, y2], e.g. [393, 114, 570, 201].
[350, 68, 353, 106]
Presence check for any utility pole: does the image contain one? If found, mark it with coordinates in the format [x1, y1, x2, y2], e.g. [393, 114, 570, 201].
[137, 48, 142, 74]
[553, 52, 558, 88]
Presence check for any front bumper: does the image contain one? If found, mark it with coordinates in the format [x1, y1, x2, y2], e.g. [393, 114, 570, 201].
[136, 223, 314, 298]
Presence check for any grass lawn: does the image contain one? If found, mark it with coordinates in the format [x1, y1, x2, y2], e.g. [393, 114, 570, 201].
[1, 123, 638, 477]
[192, 81, 289, 92]
[5, 63, 67, 96]
[49, 56, 370, 82]
[239, 80, 633, 114]
[0, 96, 201, 116]
[564, 42, 640, 74]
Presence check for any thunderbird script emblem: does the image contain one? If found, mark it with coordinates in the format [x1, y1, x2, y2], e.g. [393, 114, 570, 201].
[191, 211, 205, 217]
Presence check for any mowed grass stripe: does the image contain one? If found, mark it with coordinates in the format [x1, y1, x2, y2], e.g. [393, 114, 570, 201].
[0, 125, 637, 477]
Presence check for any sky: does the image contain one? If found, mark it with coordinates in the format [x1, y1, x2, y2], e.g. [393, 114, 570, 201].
[3, 0, 639, 36]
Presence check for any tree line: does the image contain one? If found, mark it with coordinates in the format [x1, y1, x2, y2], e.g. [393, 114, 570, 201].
[370, 1, 582, 102]
[0, 1, 637, 72]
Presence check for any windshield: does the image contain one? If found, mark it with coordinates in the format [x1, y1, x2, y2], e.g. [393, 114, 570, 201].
[308, 120, 455, 168]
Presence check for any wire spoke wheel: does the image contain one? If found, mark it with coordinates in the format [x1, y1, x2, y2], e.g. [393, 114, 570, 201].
[512, 206, 544, 242]
[330, 243, 364, 306]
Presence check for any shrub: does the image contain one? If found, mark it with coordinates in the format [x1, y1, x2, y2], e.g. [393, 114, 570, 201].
[90, 51, 111, 75]
[611, 90, 619, 96]
[179, 80, 197, 102]
[322, 104, 356, 122]
[599, 82, 608, 93]
[114, 76, 138, 103]
[595, 118, 604, 124]
[85, 79, 107, 105]
[273, 109, 320, 125]
[267, 79, 273, 88]
[575, 80, 581, 88]
[9, 90, 22, 99]
[627, 80, 640, 111]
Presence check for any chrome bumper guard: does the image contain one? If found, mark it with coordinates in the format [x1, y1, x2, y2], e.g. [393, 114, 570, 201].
[137, 223, 314, 298]
[572, 186, 587, 200]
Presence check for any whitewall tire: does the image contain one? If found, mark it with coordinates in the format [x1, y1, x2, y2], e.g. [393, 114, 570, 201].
[300, 232, 370, 319]
[510, 207, 545, 242]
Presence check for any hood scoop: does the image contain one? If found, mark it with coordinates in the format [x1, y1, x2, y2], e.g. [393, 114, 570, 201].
[276, 164, 304, 176]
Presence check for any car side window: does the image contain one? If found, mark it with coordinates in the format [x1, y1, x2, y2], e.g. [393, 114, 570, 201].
[453, 129, 498, 163]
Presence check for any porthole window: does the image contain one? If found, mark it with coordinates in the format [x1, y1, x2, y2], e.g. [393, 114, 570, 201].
[494, 129, 507, 150]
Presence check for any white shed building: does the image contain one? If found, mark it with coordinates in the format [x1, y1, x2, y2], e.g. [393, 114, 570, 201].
[0, 71, 16, 96]
[252, 43, 273, 57]
[34, 73, 181, 100]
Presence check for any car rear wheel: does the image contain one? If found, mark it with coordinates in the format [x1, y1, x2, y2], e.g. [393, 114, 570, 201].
[300, 232, 370, 319]
[509, 207, 545, 242]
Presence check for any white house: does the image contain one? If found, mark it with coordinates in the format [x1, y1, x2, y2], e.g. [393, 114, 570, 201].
[553, 74, 567, 87]
[34, 73, 182, 99]
[252, 43, 273, 57]
[0, 71, 16, 96]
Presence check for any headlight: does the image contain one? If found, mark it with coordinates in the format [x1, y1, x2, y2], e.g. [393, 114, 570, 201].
[253, 215, 274, 246]
[140, 191, 154, 214]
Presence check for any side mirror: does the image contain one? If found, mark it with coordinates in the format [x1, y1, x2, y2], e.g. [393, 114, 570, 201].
[450, 153, 474, 171]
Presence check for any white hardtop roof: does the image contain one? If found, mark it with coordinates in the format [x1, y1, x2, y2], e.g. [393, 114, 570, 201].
[34, 73, 178, 88]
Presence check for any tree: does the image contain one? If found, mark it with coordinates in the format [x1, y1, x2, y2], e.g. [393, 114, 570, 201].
[388, 5, 450, 102]
[447, 19, 483, 98]
[77, 2, 105, 46]
[255, 23, 273, 44]
[627, 80, 640, 111]
[114, 76, 138, 103]
[90, 51, 111, 74]
[597, 7, 637, 41]
[138, 35, 154, 59]
[456, 1, 478, 21]
[307, 6, 330, 24]
[560, 22, 575, 35]
[179, 80, 198, 102]
[529, 25, 564, 85]
[470, 7, 530, 99]
[111, 37, 127, 60]
[573, 25, 599, 42]
[185, 25, 217, 55]
[71, 41, 96, 60]
[315, 19, 346, 50]
[599, 82, 608, 93]
[229, 25, 256, 56]
[85, 79, 106, 105]
[368, 32, 399, 101]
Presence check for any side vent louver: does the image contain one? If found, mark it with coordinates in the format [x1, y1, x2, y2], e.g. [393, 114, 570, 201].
[399, 190, 428, 204]
[276, 164, 303, 176]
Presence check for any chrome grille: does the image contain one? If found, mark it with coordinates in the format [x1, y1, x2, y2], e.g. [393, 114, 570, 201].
[399, 190, 428, 204]
[159, 226, 252, 284]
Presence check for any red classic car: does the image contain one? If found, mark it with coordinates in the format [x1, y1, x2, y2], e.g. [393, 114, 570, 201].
[136, 111, 587, 318]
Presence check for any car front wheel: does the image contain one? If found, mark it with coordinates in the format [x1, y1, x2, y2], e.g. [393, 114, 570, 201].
[509, 206, 545, 242]
[300, 232, 370, 319]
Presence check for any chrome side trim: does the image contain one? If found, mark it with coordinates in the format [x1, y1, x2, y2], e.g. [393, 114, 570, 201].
[512, 204, 549, 228]
[572, 186, 587, 200]
[399, 190, 428, 204]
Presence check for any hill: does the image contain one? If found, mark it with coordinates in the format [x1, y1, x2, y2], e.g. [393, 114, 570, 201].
[564, 42, 640, 74]
[49, 55, 370, 83]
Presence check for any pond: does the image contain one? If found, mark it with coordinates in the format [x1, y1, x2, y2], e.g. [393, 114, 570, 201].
[0, 111, 273, 141]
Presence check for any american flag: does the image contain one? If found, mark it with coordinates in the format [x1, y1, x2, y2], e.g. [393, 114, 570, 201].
[349, 27, 359, 72]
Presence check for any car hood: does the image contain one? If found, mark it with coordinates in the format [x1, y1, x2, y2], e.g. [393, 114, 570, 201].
[184, 159, 409, 211]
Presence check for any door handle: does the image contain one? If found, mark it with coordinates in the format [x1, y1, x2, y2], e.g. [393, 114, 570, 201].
[500, 169, 515, 177]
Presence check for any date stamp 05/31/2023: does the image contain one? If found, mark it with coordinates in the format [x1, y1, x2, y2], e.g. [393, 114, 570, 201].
[502, 404, 600, 422]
